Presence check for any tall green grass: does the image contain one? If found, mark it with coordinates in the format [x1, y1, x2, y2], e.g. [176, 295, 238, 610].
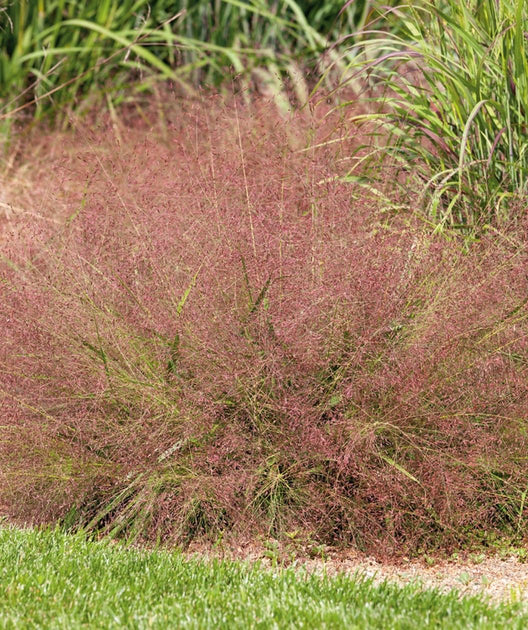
[346, 0, 528, 228]
[0, 0, 380, 122]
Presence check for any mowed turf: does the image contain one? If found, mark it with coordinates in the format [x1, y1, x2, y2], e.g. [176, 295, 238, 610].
[0, 526, 526, 630]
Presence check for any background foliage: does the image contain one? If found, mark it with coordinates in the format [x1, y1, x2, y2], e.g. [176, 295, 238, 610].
[348, 0, 528, 227]
[0, 0, 385, 120]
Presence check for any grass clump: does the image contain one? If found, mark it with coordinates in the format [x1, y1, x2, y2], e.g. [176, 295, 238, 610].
[348, 0, 528, 228]
[0, 0, 380, 124]
[1, 525, 527, 629]
[1, 98, 528, 555]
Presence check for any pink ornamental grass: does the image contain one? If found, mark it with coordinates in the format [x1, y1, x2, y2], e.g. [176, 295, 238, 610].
[1, 97, 528, 555]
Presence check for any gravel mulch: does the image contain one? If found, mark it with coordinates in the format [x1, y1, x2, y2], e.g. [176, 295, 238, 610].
[290, 551, 528, 604]
[187, 541, 528, 605]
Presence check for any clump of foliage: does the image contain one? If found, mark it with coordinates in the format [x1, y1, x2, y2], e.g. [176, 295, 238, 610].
[1, 99, 528, 556]
[0, 0, 382, 122]
[348, 0, 528, 228]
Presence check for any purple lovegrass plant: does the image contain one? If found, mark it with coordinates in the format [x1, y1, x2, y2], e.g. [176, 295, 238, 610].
[1, 97, 528, 556]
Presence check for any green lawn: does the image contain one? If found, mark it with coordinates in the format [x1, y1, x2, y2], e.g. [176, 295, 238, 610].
[0, 527, 526, 629]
